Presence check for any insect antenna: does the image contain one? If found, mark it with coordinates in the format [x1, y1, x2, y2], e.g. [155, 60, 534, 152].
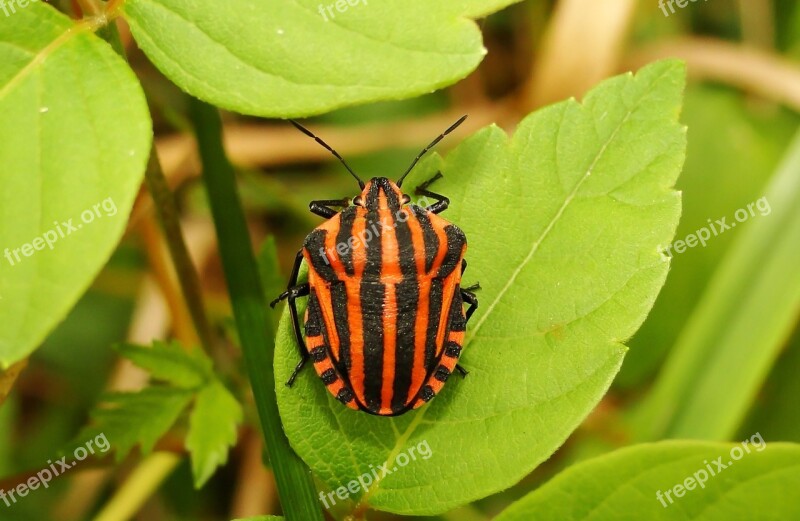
[289, 120, 365, 189]
[396, 114, 468, 187]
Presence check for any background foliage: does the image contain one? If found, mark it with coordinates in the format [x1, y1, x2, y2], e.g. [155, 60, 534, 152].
[0, 0, 798, 520]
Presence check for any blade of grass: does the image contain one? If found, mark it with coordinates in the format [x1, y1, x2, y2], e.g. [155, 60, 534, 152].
[189, 99, 324, 521]
[632, 129, 800, 441]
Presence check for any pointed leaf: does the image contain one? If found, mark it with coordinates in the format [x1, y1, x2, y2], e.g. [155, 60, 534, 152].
[187, 381, 243, 488]
[116, 341, 214, 389]
[120, 0, 523, 117]
[85, 387, 194, 461]
[495, 441, 800, 521]
[274, 60, 686, 515]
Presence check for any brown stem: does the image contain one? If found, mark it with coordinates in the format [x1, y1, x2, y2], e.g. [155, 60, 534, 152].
[143, 148, 227, 371]
[75, 0, 102, 17]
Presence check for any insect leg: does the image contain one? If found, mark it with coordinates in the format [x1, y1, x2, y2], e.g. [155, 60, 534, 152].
[309, 198, 350, 219]
[461, 287, 479, 323]
[415, 172, 450, 214]
[269, 249, 306, 307]
[268, 250, 312, 386]
[285, 285, 311, 386]
[461, 260, 482, 291]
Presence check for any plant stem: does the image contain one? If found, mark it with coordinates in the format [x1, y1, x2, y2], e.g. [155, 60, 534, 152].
[92, 452, 181, 521]
[188, 98, 324, 521]
[143, 150, 221, 360]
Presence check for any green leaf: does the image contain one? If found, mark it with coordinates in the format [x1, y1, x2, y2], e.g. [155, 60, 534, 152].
[120, 0, 523, 117]
[632, 128, 800, 441]
[116, 341, 214, 389]
[275, 59, 686, 515]
[85, 387, 194, 461]
[0, 3, 152, 367]
[187, 381, 243, 488]
[494, 440, 800, 521]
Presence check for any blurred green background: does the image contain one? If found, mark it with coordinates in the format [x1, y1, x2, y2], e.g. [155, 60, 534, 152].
[1, 0, 799, 519]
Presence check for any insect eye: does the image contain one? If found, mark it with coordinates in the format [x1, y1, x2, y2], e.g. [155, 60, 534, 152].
[353, 196, 363, 206]
[401, 194, 411, 204]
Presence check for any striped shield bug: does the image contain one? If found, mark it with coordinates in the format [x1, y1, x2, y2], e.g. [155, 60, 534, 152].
[271, 116, 479, 416]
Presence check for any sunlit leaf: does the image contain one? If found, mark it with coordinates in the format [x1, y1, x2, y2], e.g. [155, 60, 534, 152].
[121, 0, 523, 117]
[0, 3, 151, 367]
[274, 60, 686, 515]
[495, 441, 800, 521]
[187, 381, 243, 488]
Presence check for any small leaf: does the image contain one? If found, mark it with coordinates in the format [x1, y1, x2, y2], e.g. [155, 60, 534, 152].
[85, 387, 194, 461]
[187, 381, 243, 488]
[120, 0, 523, 117]
[116, 341, 214, 389]
[275, 59, 686, 515]
[494, 441, 800, 521]
[0, 3, 151, 367]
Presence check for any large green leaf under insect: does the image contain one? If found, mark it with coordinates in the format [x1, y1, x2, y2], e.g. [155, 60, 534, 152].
[275, 60, 686, 515]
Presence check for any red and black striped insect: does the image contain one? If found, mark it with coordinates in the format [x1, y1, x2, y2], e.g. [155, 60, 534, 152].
[271, 116, 479, 416]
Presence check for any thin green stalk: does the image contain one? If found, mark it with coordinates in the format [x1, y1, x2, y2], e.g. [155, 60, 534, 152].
[188, 98, 325, 521]
[92, 453, 181, 521]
